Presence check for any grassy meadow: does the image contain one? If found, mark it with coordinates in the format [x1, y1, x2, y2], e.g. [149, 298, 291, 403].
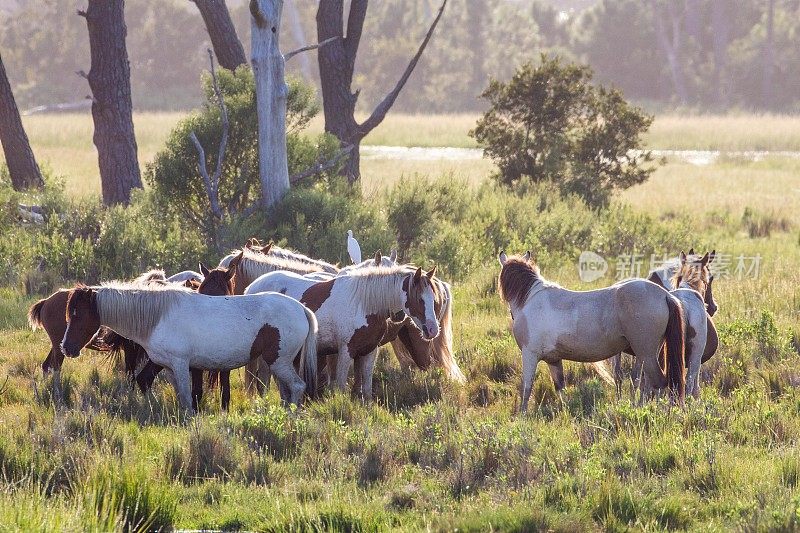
[0, 113, 799, 530]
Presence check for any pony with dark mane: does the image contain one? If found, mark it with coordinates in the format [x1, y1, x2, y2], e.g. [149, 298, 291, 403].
[498, 251, 685, 411]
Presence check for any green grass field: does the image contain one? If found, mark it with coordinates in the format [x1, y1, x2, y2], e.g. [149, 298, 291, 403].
[0, 113, 799, 530]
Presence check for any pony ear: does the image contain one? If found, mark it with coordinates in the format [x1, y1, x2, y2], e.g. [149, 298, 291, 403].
[413, 267, 423, 282]
[199, 262, 211, 277]
[427, 265, 437, 279]
[498, 251, 508, 265]
[390, 249, 397, 262]
[523, 250, 532, 262]
[374, 250, 381, 265]
[688, 247, 695, 256]
[262, 241, 273, 254]
[700, 252, 710, 266]
[228, 251, 244, 276]
[708, 249, 716, 263]
[680, 251, 687, 263]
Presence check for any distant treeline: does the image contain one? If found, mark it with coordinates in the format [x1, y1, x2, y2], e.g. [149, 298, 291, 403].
[1, 0, 798, 113]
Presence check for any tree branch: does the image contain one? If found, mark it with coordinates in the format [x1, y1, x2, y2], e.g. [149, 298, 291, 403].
[289, 144, 354, 184]
[359, 0, 446, 135]
[284, 36, 339, 62]
[188, 50, 229, 220]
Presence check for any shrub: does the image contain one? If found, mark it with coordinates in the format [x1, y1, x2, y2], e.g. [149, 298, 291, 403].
[470, 55, 656, 207]
[146, 67, 339, 249]
[164, 424, 238, 483]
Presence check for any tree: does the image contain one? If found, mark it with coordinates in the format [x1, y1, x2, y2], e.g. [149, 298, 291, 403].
[0, 53, 44, 190]
[470, 56, 656, 208]
[316, 0, 447, 183]
[79, 0, 142, 206]
[249, 0, 291, 209]
[191, 0, 247, 71]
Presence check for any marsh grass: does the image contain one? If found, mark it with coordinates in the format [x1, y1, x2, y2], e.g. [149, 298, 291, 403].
[0, 121, 798, 528]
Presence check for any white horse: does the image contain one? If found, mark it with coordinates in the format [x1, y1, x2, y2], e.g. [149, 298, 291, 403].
[61, 283, 318, 412]
[498, 252, 685, 412]
[245, 265, 440, 400]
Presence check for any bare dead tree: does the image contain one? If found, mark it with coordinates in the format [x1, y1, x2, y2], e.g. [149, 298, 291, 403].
[189, 50, 227, 222]
[191, 0, 247, 71]
[78, 0, 143, 206]
[316, 0, 447, 183]
[0, 53, 44, 190]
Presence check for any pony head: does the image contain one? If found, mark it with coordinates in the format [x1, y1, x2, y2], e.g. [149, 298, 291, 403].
[199, 251, 242, 296]
[673, 250, 714, 308]
[62, 286, 100, 358]
[498, 251, 540, 309]
[402, 267, 440, 340]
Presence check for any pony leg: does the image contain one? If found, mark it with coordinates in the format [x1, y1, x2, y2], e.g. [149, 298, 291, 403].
[169, 359, 194, 414]
[361, 349, 378, 402]
[257, 360, 272, 395]
[547, 360, 565, 391]
[611, 353, 624, 394]
[334, 347, 354, 393]
[351, 357, 364, 398]
[136, 361, 162, 394]
[520, 349, 540, 413]
[190, 368, 204, 412]
[220, 371, 231, 411]
[269, 358, 305, 407]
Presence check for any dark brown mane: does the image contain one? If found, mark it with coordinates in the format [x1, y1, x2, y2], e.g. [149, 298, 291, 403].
[499, 257, 541, 308]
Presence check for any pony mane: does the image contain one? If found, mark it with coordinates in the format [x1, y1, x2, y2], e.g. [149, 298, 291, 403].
[499, 257, 542, 308]
[269, 245, 339, 274]
[671, 260, 709, 294]
[132, 269, 167, 284]
[222, 248, 327, 285]
[95, 282, 193, 341]
[340, 265, 416, 316]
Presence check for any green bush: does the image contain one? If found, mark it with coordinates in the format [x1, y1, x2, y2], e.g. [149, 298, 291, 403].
[145, 66, 339, 249]
[470, 55, 656, 207]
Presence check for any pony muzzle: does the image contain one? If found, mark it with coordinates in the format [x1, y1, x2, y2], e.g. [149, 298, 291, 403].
[422, 320, 439, 340]
[60, 342, 81, 358]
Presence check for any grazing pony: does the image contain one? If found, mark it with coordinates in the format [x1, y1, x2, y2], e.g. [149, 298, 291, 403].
[498, 252, 685, 412]
[61, 282, 318, 412]
[245, 265, 440, 400]
[134, 253, 243, 410]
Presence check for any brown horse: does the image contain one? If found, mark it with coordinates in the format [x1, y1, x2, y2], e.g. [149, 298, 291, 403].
[27, 269, 171, 400]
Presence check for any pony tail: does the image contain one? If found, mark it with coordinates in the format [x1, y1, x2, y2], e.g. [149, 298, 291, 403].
[300, 305, 319, 400]
[436, 286, 465, 383]
[664, 295, 686, 403]
[28, 299, 47, 330]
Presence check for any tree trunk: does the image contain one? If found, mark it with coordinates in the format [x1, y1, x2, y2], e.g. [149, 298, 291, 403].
[652, 1, 689, 105]
[710, 0, 729, 107]
[192, 0, 247, 71]
[0, 53, 44, 190]
[317, 0, 445, 184]
[81, 0, 142, 206]
[762, 0, 775, 109]
[250, 0, 290, 210]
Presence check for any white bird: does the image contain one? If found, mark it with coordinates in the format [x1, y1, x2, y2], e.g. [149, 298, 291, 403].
[347, 229, 362, 264]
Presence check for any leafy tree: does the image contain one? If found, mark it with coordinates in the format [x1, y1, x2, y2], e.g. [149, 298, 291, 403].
[145, 67, 338, 249]
[470, 56, 656, 208]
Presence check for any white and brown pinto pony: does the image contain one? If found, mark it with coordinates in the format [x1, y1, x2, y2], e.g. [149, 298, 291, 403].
[61, 282, 318, 412]
[245, 265, 441, 400]
[498, 252, 685, 412]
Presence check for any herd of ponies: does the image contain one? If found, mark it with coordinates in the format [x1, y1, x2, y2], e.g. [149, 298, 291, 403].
[27, 231, 718, 415]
